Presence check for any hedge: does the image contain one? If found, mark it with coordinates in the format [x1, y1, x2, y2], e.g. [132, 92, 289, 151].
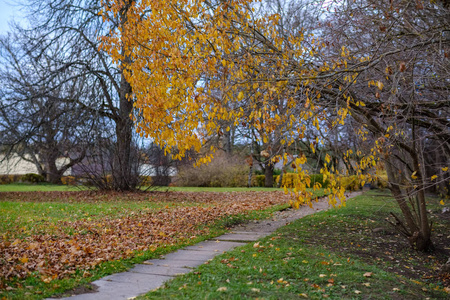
[251, 173, 329, 188]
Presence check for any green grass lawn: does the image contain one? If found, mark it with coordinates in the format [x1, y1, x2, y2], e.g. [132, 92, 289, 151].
[139, 190, 450, 299]
[0, 183, 83, 192]
[0, 183, 282, 193]
[158, 186, 283, 192]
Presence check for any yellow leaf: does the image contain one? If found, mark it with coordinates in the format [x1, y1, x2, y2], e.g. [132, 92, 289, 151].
[440, 200, 445, 205]
[431, 175, 437, 180]
[237, 91, 244, 100]
[20, 256, 29, 264]
[411, 171, 417, 179]
[442, 167, 448, 172]
[377, 81, 384, 90]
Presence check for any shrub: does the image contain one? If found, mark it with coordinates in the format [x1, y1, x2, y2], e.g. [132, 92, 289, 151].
[175, 152, 249, 187]
[339, 175, 361, 191]
[0, 175, 21, 184]
[251, 175, 281, 187]
[21, 173, 45, 183]
[140, 176, 153, 186]
[253, 175, 266, 187]
[61, 176, 77, 185]
[309, 174, 329, 189]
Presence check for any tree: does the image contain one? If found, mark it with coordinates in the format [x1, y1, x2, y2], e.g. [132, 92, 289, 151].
[0, 33, 98, 183]
[0, 0, 140, 190]
[101, 0, 450, 250]
[311, 0, 450, 251]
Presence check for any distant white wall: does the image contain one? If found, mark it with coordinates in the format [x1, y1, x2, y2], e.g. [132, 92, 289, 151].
[0, 154, 72, 176]
[0, 154, 39, 175]
[138, 164, 177, 177]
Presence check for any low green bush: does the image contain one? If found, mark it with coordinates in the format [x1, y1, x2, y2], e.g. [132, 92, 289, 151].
[252, 175, 278, 187]
[21, 173, 45, 183]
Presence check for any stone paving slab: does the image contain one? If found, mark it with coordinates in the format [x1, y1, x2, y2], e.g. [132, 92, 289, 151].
[161, 249, 219, 262]
[56, 273, 169, 300]
[129, 264, 190, 276]
[215, 231, 270, 242]
[143, 258, 206, 269]
[183, 240, 245, 252]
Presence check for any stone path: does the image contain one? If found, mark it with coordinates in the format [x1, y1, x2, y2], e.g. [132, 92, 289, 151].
[50, 192, 361, 300]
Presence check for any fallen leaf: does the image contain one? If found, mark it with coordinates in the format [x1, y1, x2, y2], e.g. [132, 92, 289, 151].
[217, 287, 227, 292]
[363, 272, 373, 277]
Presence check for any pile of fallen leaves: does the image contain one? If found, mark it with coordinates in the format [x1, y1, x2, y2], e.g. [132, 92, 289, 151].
[0, 191, 289, 284]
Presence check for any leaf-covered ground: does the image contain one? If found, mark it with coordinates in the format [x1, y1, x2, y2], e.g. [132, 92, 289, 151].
[0, 191, 290, 290]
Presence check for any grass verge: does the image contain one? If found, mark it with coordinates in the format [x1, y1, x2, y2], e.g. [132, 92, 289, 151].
[139, 190, 450, 299]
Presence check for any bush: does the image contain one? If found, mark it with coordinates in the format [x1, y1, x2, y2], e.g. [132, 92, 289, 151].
[309, 174, 329, 189]
[253, 175, 266, 187]
[175, 152, 249, 187]
[21, 173, 45, 183]
[339, 175, 361, 191]
[140, 176, 153, 186]
[61, 176, 77, 185]
[0, 175, 21, 184]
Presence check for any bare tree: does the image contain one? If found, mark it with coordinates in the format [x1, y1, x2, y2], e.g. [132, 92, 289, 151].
[313, 0, 450, 250]
[0, 33, 100, 183]
[0, 0, 140, 190]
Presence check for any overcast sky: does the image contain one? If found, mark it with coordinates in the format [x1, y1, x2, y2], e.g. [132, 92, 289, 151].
[0, 0, 24, 35]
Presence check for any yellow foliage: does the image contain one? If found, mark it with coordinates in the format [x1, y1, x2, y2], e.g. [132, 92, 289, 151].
[61, 176, 76, 186]
[98, 0, 398, 209]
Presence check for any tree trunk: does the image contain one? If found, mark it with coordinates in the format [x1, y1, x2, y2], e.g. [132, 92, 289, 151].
[113, 69, 135, 191]
[385, 156, 433, 251]
[111, 3, 137, 191]
[44, 151, 62, 184]
[264, 161, 274, 187]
